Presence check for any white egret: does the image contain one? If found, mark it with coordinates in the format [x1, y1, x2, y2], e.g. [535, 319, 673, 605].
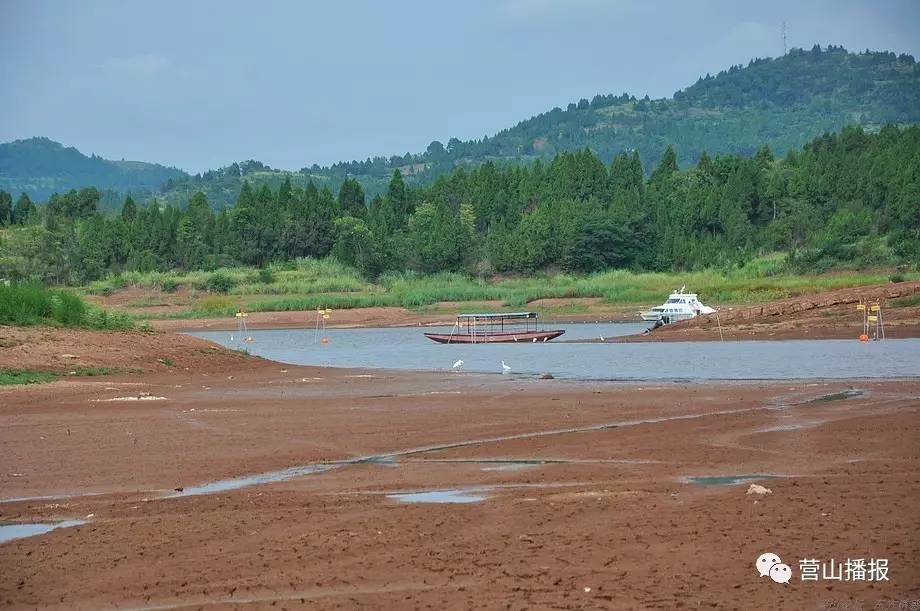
[452, 359, 464, 371]
[501, 360, 511, 374]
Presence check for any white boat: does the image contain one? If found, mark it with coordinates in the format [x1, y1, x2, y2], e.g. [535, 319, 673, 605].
[639, 286, 716, 324]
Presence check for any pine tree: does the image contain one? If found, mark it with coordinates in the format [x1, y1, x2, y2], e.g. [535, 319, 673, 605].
[231, 181, 261, 265]
[650, 145, 678, 182]
[0, 190, 13, 225]
[386, 169, 410, 220]
[13, 193, 34, 225]
[121, 195, 137, 222]
[337, 178, 366, 216]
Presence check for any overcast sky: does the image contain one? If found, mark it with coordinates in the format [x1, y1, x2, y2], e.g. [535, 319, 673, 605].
[1, 0, 918, 173]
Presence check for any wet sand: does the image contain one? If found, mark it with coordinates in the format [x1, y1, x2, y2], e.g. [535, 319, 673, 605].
[1, 328, 918, 609]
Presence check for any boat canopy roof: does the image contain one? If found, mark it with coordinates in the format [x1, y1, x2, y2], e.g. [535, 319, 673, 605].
[457, 311, 538, 320]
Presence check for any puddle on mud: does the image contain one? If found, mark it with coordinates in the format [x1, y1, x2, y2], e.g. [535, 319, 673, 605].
[0, 520, 86, 544]
[758, 424, 805, 432]
[682, 474, 782, 486]
[0, 491, 107, 504]
[172, 464, 337, 497]
[384, 481, 592, 503]
[358, 456, 399, 467]
[417, 458, 660, 471]
[388, 488, 491, 504]
[481, 463, 536, 472]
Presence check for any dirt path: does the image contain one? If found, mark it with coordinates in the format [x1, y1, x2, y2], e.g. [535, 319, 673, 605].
[0, 328, 918, 608]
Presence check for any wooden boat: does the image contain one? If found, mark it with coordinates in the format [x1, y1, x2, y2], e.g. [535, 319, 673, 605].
[424, 312, 565, 344]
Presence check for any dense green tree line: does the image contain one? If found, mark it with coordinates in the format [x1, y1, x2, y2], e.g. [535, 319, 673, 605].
[0, 125, 917, 284]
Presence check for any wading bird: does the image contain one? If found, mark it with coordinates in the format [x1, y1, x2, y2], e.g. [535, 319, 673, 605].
[501, 360, 511, 374]
[452, 359, 464, 371]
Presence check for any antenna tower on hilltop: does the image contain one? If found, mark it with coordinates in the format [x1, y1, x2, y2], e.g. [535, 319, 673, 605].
[782, 21, 787, 55]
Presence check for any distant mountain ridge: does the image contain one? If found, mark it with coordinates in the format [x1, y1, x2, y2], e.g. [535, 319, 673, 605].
[0, 137, 187, 201]
[3, 45, 918, 208]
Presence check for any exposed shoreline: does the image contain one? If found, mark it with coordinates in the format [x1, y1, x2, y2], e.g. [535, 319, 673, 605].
[101, 280, 920, 342]
[1, 321, 918, 608]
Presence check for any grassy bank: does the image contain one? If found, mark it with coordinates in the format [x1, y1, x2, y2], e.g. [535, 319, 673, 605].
[0, 367, 128, 386]
[81, 255, 918, 321]
[0, 283, 133, 329]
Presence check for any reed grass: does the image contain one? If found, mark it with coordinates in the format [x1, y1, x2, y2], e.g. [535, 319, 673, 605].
[81, 254, 918, 320]
[1, 282, 133, 329]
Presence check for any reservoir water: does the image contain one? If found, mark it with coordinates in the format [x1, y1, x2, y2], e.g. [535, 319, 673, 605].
[189, 323, 920, 381]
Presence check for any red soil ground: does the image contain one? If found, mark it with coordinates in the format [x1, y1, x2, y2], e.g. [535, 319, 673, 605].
[0, 325, 918, 608]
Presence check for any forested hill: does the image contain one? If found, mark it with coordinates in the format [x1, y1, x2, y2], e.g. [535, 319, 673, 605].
[4, 46, 918, 210]
[438, 46, 918, 168]
[0, 137, 187, 202]
[159, 46, 920, 208]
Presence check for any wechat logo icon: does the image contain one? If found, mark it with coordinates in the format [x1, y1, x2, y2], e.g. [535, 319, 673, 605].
[756, 552, 792, 584]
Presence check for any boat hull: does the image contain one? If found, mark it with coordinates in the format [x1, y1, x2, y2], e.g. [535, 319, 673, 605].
[424, 329, 565, 344]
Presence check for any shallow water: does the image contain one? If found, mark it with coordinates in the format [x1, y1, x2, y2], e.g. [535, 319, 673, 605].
[682, 474, 782, 486]
[0, 520, 86, 544]
[190, 324, 920, 380]
[173, 464, 336, 497]
[758, 424, 805, 432]
[388, 488, 490, 504]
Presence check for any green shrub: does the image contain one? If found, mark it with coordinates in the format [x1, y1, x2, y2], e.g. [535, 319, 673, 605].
[108, 274, 128, 290]
[82, 305, 133, 330]
[160, 278, 180, 292]
[0, 282, 132, 329]
[50, 291, 87, 326]
[258, 268, 276, 284]
[192, 295, 238, 316]
[206, 272, 236, 293]
[0, 282, 52, 325]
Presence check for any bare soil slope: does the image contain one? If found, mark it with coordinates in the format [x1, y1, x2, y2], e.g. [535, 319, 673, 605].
[619, 280, 920, 341]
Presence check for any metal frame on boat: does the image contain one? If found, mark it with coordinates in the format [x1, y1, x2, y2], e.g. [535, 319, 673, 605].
[424, 312, 565, 344]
